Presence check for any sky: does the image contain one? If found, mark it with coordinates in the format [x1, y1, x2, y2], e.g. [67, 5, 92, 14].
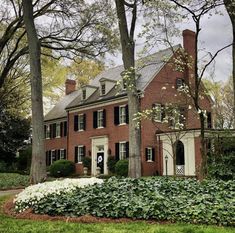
[107, 5, 233, 82]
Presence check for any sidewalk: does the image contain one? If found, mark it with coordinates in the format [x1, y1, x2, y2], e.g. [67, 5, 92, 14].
[0, 189, 22, 197]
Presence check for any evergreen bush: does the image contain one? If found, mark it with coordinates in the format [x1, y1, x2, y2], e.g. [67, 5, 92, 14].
[115, 159, 128, 177]
[49, 160, 75, 178]
[107, 156, 117, 174]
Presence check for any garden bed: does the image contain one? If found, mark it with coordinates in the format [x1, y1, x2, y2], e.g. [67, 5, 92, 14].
[12, 177, 235, 226]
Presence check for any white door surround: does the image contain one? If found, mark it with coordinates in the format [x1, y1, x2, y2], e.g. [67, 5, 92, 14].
[91, 136, 108, 176]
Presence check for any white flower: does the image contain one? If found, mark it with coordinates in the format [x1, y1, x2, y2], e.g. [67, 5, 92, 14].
[188, 105, 192, 110]
[161, 86, 166, 90]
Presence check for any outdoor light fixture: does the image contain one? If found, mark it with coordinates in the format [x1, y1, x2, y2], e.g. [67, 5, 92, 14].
[165, 154, 168, 177]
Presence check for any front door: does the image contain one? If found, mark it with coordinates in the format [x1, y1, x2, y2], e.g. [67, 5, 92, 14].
[97, 152, 104, 174]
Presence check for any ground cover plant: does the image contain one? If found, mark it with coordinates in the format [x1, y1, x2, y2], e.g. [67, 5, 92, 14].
[1, 196, 235, 233]
[0, 173, 29, 190]
[14, 177, 235, 226]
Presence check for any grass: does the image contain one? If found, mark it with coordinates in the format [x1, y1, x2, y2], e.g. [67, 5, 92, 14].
[0, 196, 235, 233]
[0, 173, 29, 190]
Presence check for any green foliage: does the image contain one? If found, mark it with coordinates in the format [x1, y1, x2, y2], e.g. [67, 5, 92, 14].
[115, 159, 128, 177]
[17, 146, 32, 172]
[0, 196, 234, 233]
[107, 156, 117, 174]
[0, 173, 29, 189]
[0, 161, 7, 172]
[30, 177, 235, 226]
[82, 156, 91, 170]
[49, 160, 75, 178]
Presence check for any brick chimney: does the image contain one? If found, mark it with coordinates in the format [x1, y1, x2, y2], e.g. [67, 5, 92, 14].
[65, 79, 76, 95]
[183, 29, 196, 59]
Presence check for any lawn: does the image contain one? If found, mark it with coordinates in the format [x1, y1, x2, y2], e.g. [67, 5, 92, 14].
[0, 173, 29, 190]
[0, 196, 235, 233]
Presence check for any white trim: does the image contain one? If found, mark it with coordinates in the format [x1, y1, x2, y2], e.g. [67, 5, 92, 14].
[119, 105, 126, 125]
[146, 147, 153, 161]
[69, 97, 128, 113]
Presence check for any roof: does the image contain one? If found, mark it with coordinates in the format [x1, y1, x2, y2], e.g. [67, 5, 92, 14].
[44, 44, 181, 121]
[44, 90, 80, 122]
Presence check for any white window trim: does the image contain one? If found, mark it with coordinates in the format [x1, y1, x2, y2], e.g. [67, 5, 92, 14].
[119, 105, 127, 125]
[78, 114, 84, 131]
[100, 83, 106, 96]
[97, 109, 104, 128]
[60, 149, 65, 160]
[153, 103, 162, 123]
[55, 123, 61, 138]
[147, 147, 153, 162]
[46, 125, 50, 139]
[119, 141, 127, 160]
[77, 145, 84, 164]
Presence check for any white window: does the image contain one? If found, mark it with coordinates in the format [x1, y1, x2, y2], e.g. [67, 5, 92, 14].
[78, 114, 84, 131]
[147, 147, 153, 161]
[153, 103, 162, 122]
[51, 150, 56, 164]
[56, 123, 60, 137]
[119, 142, 127, 160]
[97, 110, 104, 128]
[119, 106, 126, 124]
[45, 125, 50, 139]
[82, 89, 86, 100]
[101, 83, 106, 95]
[77, 146, 84, 163]
[60, 149, 65, 160]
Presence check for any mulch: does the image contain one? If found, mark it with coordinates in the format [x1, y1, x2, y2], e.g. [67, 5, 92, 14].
[2, 197, 169, 224]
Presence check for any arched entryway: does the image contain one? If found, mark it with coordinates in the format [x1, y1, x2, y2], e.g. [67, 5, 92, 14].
[175, 140, 185, 175]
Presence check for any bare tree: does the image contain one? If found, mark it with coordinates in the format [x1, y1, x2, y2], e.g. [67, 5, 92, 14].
[22, 0, 46, 184]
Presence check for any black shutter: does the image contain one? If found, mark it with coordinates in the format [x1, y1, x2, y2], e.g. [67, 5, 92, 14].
[145, 148, 148, 161]
[152, 148, 155, 161]
[126, 141, 129, 158]
[57, 150, 61, 160]
[93, 111, 98, 128]
[49, 124, 53, 138]
[115, 143, 120, 160]
[114, 106, 120, 125]
[64, 121, 67, 136]
[44, 125, 46, 138]
[74, 115, 78, 131]
[48, 150, 52, 165]
[63, 149, 67, 159]
[83, 114, 86, 130]
[161, 104, 165, 122]
[125, 105, 129, 124]
[103, 109, 106, 127]
[60, 122, 63, 137]
[75, 146, 78, 163]
[46, 151, 49, 166]
[83, 146, 86, 158]
[52, 123, 56, 138]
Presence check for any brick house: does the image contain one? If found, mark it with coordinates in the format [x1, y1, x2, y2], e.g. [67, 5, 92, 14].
[44, 29, 213, 177]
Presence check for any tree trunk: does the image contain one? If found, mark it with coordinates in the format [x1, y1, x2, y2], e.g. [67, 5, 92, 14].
[224, 0, 235, 128]
[115, 0, 141, 178]
[22, 0, 46, 184]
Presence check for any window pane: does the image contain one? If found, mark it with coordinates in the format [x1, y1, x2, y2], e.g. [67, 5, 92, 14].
[119, 106, 126, 124]
[119, 142, 126, 160]
[97, 111, 103, 127]
[56, 123, 60, 137]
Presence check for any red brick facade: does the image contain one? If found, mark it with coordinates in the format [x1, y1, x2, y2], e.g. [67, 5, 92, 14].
[44, 29, 213, 177]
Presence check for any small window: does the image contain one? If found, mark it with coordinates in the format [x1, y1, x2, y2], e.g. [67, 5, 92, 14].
[97, 110, 104, 128]
[56, 123, 61, 138]
[101, 83, 106, 95]
[119, 142, 127, 160]
[146, 148, 153, 161]
[60, 149, 66, 160]
[176, 78, 184, 89]
[51, 150, 56, 164]
[153, 103, 162, 122]
[78, 114, 84, 131]
[119, 106, 126, 124]
[75, 146, 85, 163]
[45, 125, 50, 139]
[82, 89, 86, 100]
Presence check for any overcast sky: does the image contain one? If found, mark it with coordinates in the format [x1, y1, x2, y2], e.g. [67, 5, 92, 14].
[107, 5, 233, 82]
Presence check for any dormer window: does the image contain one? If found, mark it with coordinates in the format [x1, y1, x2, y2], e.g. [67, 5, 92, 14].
[82, 89, 86, 100]
[101, 83, 106, 95]
[176, 78, 184, 89]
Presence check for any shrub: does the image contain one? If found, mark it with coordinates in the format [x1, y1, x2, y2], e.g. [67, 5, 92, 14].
[115, 159, 128, 177]
[17, 146, 32, 171]
[81, 156, 91, 170]
[107, 156, 117, 174]
[49, 160, 75, 178]
[0, 161, 7, 172]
